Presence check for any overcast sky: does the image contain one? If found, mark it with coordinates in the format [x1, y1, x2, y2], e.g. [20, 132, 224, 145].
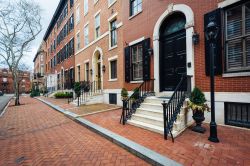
[22, 0, 60, 70]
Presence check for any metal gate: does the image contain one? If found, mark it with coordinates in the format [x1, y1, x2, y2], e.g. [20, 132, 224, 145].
[225, 102, 250, 128]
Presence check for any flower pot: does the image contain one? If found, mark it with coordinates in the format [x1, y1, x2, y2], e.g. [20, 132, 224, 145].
[192, 110, 206, 133]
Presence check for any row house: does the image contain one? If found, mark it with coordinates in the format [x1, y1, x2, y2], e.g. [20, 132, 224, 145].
[74, 0, 124, 105]
[33, 42, 46, 91]
[43, 0, 76, 92]
[0, 68, 31, 94]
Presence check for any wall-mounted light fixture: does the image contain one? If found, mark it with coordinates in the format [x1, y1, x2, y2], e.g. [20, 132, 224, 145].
[102, 65, 106, 72]
[90, 69, 93, 75]
[148, 48, 153, 55]
[192, 32, 200, 45]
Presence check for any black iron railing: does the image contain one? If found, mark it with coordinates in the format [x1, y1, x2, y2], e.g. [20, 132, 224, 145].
[120, 79, 155, 125]
[162, 75, 191, 142]
[68, 80, 102, 106]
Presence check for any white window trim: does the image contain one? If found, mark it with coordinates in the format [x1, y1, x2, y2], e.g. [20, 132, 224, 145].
[130, 80, 143, 84]
[94, 9, 101, 17]
[84, 23, 89, 46]
[108, 56, 118, 81]
[223, 72, 250, 78]
[94, 0, 99, 5]
[129, 36, 144, 46]
[218, 0, 241, 8]
[108, 0, 117, 9]
[109, 16, 118, 50]
[84, 59, 90, 63]
[84, 0, 88, 16]
[76, 4, 80, 24]
[94, 11, 101, 39]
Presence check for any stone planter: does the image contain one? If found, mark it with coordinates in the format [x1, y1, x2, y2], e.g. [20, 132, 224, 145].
[192, 110, 206, 133]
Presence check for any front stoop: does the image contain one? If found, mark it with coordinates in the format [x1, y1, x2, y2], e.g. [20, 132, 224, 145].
[36, 97, 182, 166]
[128, 96, 192, 138]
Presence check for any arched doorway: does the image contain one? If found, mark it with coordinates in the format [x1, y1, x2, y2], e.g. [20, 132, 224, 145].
[93, 49, 102, 90]
[159, 12, 186, 91]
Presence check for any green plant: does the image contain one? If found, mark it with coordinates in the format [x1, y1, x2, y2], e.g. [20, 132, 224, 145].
[121, 88, 128, 99]
[188, 87, 209, 112]
[132, 87, 139, 100]
[74, 82, 81, 97]
[54, 92, 73, 98]
[30, 86, 40, 97]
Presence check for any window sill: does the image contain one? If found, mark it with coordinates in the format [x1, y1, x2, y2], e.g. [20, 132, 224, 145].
[129, 10, 142, 20]
[222, 72, 250, 78]
[130, 80, 143, 84]
[109, 45, 118, 51]
[108, 79, 117, 82]
[108, 0, 117, 9]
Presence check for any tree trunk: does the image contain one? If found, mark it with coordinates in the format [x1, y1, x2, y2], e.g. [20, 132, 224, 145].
[13, 71, 20, 106]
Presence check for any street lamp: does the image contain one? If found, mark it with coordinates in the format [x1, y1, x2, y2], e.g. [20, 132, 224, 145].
[205, 21, 220, 143]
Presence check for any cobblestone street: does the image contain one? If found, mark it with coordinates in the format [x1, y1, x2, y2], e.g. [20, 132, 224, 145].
[0, 97, 148, 166]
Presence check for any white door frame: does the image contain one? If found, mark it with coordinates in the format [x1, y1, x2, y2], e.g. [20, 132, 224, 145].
[92, 47, 104, 90]
[153, 3, 195, 94]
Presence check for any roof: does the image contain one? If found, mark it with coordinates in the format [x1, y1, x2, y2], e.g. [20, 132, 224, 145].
[43, 0, 67, 41]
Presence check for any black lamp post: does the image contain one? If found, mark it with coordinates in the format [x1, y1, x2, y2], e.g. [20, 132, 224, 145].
[205, 21, 219, 143]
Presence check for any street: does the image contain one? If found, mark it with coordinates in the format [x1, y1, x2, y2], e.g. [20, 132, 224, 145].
[0, 95, 12, 115]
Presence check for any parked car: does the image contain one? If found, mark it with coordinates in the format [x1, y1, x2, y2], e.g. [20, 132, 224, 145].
[0, 91, 3, 96]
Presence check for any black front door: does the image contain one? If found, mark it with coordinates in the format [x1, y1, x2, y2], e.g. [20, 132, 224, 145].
[160, 30, 186, 91]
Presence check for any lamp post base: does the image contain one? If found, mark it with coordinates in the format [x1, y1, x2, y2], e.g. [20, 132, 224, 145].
[208, 121, 219, 143]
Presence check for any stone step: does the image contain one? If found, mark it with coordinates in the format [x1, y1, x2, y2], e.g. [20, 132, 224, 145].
[136, 107, 163, 118]
[127, 119, 164, 134]
[131, 114, 164, 127]
[140, 102, 163, 110]
[144, 96, 169, 105]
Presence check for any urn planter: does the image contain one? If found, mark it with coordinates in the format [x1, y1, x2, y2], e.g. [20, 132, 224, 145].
[192, 110, 206, 133]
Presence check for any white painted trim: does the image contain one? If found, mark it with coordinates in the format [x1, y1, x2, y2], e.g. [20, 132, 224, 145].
[76, 63, 81, 66]
[94, 9, 101, 17]
[108, 0, 117, 8]
[92, 47, 104, 90]
[84, 59, 90, 63]
[70, 66, 74, 69]
[130, 80, 143, 84]
[94, 0, 99, 5]
[222, 72, 250, 78]
[204, 92, 250, 103]
[116, 22, 123, 28]
[84, 21, 89, 28]
[75, 31, 109, 56]
[153, 3, 195, 93]
[108, 12, 118, 22]
[109, 45, 118, 51]
[129, 37, 145, 46]
[108, 55, 118, 61]
[108, 79, 118, 82]
[218, 0, 241, 8]
[129, 10, 142, 20]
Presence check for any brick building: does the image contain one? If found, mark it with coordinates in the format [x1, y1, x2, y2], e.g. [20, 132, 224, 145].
[74, 0, 124, 105]
[33, 42, 46, 91]
[121, 0, 250, 129]
[0, 68, 31, 94]
[41, 0, 249, 130]
[43, 0, 75, 92]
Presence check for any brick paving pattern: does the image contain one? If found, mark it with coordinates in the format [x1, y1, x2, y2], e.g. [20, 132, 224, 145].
[84, 109, 250, 166]
[0, 97, 149, 166]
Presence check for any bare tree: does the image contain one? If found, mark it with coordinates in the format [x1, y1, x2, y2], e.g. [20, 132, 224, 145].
[0, 0, 42, 105]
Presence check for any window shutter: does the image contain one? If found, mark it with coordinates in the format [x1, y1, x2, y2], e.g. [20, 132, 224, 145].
[204, 9, 222, 76]
[142, 38, 151, 80]
[125, 46, 131, 82]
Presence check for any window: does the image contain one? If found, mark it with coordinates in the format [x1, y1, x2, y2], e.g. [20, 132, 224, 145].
[108, 0, 115, 6]
[225, 2, 250, 72]
[131, 44, 143, 80]
[95, 13, 100, 39]
[70, 0, 74, 8]
[69, 14, 74, 31]
[110, 60, 117, 79]
[110, 19, 117, 47]
[130, 0, 142, 16]
[76, 32, 80, 51]
[77, 66, 80, 81]
[84, 24, 89, 46]
[84, 0, 88, 15]
[76, 6, 80, 24]
[85, 62, 89, 81]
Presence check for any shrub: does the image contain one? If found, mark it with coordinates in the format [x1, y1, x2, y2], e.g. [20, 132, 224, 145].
[54, 92, 73, 98]
[121, 88, 128, 99]
[30, 86, 40, 97]
[74, 82, 81, 97]
[188, 87, 209, 112]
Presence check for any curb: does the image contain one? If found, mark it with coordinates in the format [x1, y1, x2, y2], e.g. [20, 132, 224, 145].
[0, 97, 12, 117]
[36, 97, 182, 166]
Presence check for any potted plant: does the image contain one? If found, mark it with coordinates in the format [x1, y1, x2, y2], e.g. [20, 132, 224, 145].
[188, 87, 210, 133]
[121, 88, 128, 100]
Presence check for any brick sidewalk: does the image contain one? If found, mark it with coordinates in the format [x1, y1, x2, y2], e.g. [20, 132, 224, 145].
[0, 97, 148, 166]
[84, 109, 250, 166]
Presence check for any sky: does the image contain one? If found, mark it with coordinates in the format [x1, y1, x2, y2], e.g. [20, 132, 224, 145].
[22, 0, 60, 70]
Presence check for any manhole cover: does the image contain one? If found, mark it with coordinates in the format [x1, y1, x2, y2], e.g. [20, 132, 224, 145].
[15, 156, 26, 164]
